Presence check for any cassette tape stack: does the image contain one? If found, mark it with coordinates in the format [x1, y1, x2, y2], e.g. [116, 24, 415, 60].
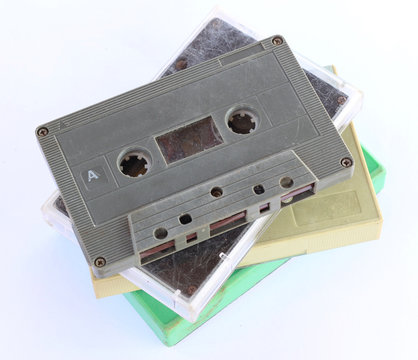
[39, 10, 384, 344]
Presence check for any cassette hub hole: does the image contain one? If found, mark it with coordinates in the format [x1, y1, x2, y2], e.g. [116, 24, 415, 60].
[154, 227, 168, 240]
[119, 152, 149, 178]
[179, 214, 192, 225]
[253, 184, 265, 195]
[211, 187, 223, 198]
[279, 176, 294, 189]
[227, 109, 257, 134]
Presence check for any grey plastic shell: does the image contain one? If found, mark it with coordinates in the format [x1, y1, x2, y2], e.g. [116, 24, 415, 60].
[36, 36, 353, 278]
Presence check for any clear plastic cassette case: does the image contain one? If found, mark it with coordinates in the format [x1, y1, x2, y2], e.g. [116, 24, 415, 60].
[121, 216, 275, 322]
[42, 190, 78, 246]
[157, 9, 362, 132]
[42, 10, 363, 322]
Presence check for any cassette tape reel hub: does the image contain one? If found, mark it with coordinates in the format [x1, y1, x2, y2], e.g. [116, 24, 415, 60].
[226, 108, 258, 134]
[119, 150, 151, 178]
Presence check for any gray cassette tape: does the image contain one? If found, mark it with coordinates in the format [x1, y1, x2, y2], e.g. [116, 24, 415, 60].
[36, 35, 354, 277]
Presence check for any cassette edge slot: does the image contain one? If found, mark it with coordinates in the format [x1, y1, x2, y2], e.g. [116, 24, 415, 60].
[133, 170, 313, 239]
[137, 182, 316, 264]
[130, 170, 316, 248]
[136, 181, 316, 262]
[129, 157, 304, 231]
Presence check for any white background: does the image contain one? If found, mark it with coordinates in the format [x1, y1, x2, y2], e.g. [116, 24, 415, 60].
[1, 0, 417, 359]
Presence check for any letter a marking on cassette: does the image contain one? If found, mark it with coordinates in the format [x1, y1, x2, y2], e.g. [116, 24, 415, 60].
[81, 166, 110, 190]
[87, 170, 100, 182]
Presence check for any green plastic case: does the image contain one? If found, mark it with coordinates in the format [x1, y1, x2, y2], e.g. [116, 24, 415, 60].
[361, 146, 386, 194]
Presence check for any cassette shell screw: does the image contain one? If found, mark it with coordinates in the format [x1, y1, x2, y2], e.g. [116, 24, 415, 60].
[94, 257, 106, 267]
[175, 57, 188, 70]
[37, 127, 49, 137]
[272, 36, 283, 45]
[187, 285, 197, 296]
[337, 96, 347, 105]
[341, 157, 353, 168]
